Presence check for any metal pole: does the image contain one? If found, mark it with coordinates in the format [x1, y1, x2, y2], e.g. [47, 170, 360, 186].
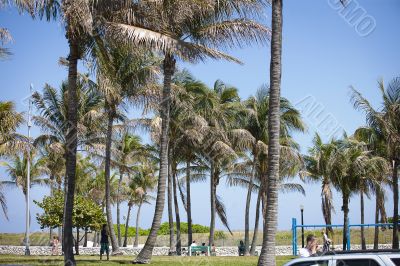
[25, 84, 33, 256]
[301, 209, 305, 248]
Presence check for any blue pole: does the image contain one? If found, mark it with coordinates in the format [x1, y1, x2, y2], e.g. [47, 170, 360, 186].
[292, 218, 297, 256]
[346, 218, 351, 250]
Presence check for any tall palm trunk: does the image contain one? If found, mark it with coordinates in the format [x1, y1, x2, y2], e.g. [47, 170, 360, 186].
[374, 186, 380, 249]
[209, 164, 216, 246]
[105, 109, 120, 253]
[134, 54, 175, 263]
[360, 191, 366, 250]
[245, 152, 257, 255]
[167, 160, 176, 254]
[322, 179, 334, 236]
[258, 1, 283, 265]
[342, 195, 350, 250]
[123, 203, 132, 247]
[83, 228, 88, 247]
[250, 188, 262, 255]
[186, 159, 192, 247]
[172, 164, 181, 255]
[63, 37, 79, 266]
[117, 170, 124, 247]
[392, 160, 399, 249]
[134, 199, 143, 247]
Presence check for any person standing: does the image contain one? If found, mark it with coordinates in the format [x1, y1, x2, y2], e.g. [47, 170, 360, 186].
[100, 224, 109, 261]
[51, 236, 59, 256]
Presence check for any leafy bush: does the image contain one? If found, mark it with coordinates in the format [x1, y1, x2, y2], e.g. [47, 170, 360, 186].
[114, 222, 211, 236]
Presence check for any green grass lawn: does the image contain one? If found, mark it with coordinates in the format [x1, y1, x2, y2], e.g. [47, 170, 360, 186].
[0, 255, 294, 266]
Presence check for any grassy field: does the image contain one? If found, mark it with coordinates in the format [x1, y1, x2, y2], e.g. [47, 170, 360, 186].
[0, 227, 394, 247]
[0, 255, 295, 266]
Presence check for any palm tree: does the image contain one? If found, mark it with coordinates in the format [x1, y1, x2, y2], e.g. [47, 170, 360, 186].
[354, 126, 390, 248]
[0, 101, 25, 157]
[0, 101, 25, 219]
[113, 133, 144, 247]
[350, 77, 400, 249]
[243, 86, 305, 255]
[258, 0, 283, 264]
[304, 134, 337, 237]
[126, 163, 157, 248]
[0, 151, 48, 220]
[105, 2, 269, 262]
[94, 43, 158, 254]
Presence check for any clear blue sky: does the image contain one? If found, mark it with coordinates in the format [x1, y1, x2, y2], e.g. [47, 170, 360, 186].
[0, 1, 399, 235]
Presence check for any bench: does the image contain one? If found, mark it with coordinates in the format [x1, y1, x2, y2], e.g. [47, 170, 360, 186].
[189, 246, 210, 256]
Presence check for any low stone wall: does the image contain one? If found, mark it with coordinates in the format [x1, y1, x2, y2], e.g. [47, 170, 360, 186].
[0, 244, 393, 256]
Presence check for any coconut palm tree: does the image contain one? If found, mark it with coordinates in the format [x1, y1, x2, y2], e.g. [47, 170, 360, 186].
[0, 101, 25, 157]
[304, 134, 337, 237]
[258, 0, 283, 264]
[104, 2, 269, 262]
[93, 43, 158, 254]
[354, 126, 390, 248]
[0, 151, 48, 216]
[243, 86, 305, 255]
[350, 77, 400, 249]
[126, 162, 157, 248]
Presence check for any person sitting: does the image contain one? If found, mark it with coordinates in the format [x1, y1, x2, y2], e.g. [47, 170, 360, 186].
[210, 243, 216, 256]
[201, 242, 207, 255]
[299, 234, 318, 257]
[238, 240, 245, 256]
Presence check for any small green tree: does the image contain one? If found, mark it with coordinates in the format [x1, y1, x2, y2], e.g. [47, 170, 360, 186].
[35, 191, 106, 254]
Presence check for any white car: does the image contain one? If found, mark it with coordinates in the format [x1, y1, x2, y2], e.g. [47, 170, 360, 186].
[283, 250, 400, 266]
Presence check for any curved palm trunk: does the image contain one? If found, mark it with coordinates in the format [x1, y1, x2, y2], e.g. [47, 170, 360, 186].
[134, 199, 143, 247]
[342, 195, 350, 250]
[63, 37, 79, 266]
[105, 110, 120, 254]
[134, 54, 175, 263]
[209, 164, 216, 246]
[245, 153, 257, 255]
[117, 171, 124, 247]
[258, 1, 283, 265]
[250, 188, 262, 255]
[392, 160, 399, 249]
[123, 203, 132, 247]
[172, 164, 181, 255]
[374, 186, 380, 249]
[186, 159, 192, 247]
[167, 160, 176, 254]
[360, 191, 366, 250]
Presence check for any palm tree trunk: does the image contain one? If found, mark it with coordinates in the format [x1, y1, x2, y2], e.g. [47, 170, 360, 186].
[322, 179, 334, 236]
[186, 159, 192, 247]
[245, 153, 257, 255]
[123, 203, 132, 247]
[63, 37, 79, 266]
[105, 109, 120, 254]
[258, 2, 283, 265]
[134, 199, 143, 247]
[209, 164, 216, 246]
[342, 195, 350, 250]
[392, 160, 399, 249]
[134, 54, 175, 263]
[374, 186, 380, 249]
[172, 164, 181, 255]
[117, 170, 124, 247]
[250, 189, 262, 255]
[360, 191, 366, 250]
[167, 159, 176, 254]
